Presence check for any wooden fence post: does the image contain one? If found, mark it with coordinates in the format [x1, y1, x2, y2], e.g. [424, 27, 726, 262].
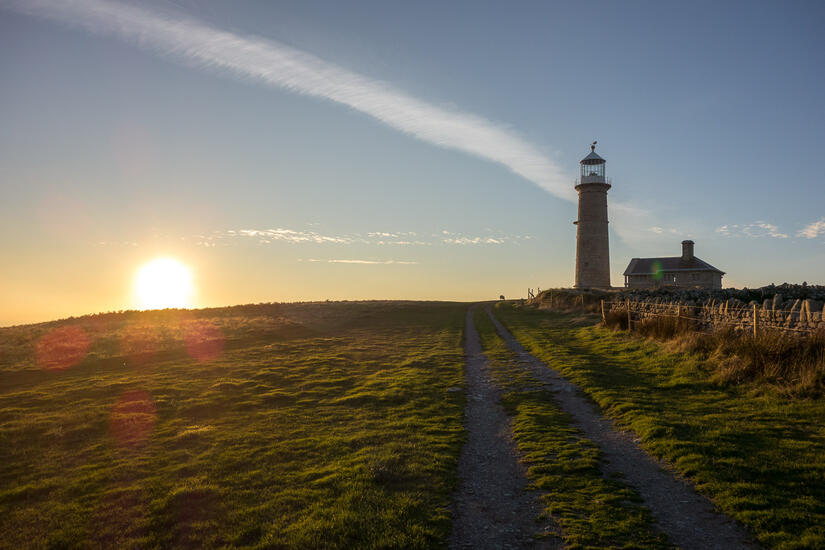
[600, 300, 606, 323]
[627, 306, 632, 332]
[753, 304, 758, 337]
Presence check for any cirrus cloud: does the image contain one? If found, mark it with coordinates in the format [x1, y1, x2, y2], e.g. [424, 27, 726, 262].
[3, 0, 572, 202]
[797, 219, 825, 239]
[715, 222, 788, 239]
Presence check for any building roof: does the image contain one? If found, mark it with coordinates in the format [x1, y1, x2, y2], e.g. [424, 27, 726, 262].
[580, 150, 605, 165]
[623, 256, 725, 276]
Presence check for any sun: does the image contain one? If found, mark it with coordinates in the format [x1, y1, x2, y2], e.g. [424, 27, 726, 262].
[134, 258, 194, 310]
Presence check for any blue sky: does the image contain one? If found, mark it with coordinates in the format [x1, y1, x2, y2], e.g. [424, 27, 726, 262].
[1, 0, 824, 324]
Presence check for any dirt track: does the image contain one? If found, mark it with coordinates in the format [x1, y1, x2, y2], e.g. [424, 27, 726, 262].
[449, 306, 562, 550]
[485, 306, 757, 550]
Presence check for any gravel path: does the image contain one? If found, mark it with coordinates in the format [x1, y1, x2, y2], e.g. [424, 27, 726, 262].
[486, 307, 759, 550]
[449, 307, 563, 550]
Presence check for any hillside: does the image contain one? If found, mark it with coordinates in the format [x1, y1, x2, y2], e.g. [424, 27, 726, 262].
[0, 302, 467, 548]
[3, 301, 824, 549]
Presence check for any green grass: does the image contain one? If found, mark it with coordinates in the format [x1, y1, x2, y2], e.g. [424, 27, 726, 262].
[0, 302, 468, 549]
[493, 303, 825, 550]
[473, 308, 671, 550]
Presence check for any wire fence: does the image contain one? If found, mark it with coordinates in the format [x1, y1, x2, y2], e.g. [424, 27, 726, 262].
[603, 300, 825, 336]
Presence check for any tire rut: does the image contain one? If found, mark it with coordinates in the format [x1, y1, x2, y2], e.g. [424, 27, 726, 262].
[486, 307, 758, 550]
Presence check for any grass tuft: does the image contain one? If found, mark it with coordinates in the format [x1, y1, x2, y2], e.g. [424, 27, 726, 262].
[602, 309, 629, 330]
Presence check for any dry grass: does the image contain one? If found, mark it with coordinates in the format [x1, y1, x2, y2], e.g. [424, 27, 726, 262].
[602, 309, 629, 330]
[633, 315, 701, 340]
[530, 289, 611, 314]
[707, 329, 825, 394]
[603, 312, 825, 396]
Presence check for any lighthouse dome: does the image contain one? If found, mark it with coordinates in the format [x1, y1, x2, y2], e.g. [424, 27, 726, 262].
[580, 150, 605, 165]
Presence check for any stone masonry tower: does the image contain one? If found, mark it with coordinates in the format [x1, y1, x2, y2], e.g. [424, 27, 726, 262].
[574, 142, 611, 289]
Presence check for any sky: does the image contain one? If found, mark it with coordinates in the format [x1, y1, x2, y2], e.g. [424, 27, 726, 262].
[1, 0, 824, 325]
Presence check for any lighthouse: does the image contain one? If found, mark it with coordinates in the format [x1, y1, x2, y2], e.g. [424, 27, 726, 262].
[574, 142, 611, 289]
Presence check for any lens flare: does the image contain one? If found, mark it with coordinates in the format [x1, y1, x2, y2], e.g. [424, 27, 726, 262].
[35, 326, 91, 371]
[134, 258, 193, 310]
[184, 320, 224, 363]
[652, 260, 664, 281]
[109, 390, 156, 449]
[119, 325, 161, 367]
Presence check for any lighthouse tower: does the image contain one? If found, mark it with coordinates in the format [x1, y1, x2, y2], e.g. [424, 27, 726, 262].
[574, 143, 611, 289]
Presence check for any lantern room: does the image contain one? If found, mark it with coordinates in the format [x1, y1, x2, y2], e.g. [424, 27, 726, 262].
[579, 142, 606, 183]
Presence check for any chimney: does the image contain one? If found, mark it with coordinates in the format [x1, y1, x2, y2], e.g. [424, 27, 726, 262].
[681, 240, 694, 262]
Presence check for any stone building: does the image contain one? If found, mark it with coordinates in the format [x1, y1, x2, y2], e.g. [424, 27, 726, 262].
[574, 143, 611, 289]
[623, 240, 724, 289]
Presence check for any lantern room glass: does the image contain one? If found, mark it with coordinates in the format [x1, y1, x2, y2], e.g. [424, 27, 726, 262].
[581, 162, 605, 178]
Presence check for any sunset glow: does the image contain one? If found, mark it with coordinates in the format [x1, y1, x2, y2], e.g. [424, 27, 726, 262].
[1, 3, 825, 548]
[134, 258, 194, 310]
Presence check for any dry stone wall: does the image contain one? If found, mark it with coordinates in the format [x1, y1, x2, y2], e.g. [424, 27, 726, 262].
[530, 284, 825, 333]
[608, 295, 825, 333]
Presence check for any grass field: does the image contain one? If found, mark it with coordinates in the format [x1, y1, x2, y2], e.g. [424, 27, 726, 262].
[0, 302, 467, 549]
[473, 308, 672, 549]
[493, 303, 825, 550]
[5, 300, 823, 549]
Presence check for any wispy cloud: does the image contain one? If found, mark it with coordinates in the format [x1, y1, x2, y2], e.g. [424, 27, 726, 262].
[365, 231, 431, 246]
[797, 218, 825, 239]
[236, 228, 359, 244]
[366, 232, 417, 238]
[198, 228, 531, 247]
[439, 230, 532, 245]
[442, 236, 504, 245]
[608, 201, 668, 243]
[715, 222, 788, 239]
[746, 223, 788, 238]
[7, 0, 682, 247]
[647, 226, 681, 236]
[4, 0, 573, 202]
